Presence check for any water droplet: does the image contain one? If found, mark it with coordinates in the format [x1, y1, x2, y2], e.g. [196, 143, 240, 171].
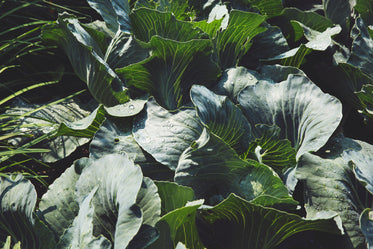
[248, 76, 253, 80]
[230, 81, 234, 85]
[129, 105, 135, 111]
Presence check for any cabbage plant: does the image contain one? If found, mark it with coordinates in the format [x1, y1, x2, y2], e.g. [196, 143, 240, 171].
[2, 0, 373, 248]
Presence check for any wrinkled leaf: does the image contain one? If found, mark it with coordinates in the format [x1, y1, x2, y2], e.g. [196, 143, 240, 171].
[38, 159, 89, 238]
[42, 14, 129, 106]
[215, 10, 266, 69]
[133, 98, 203, 170]
[349, 17, 373, 77]
[56, 188, 112, 249]
[190, 85, 252, 154]
[238, 74, 342, 159]
[197, 194, 342, 249]
[116, 36, 220, 110]
[75, 154, 160, 248]
[0, 175, 56, 248]
[296, 153, 371, 248]
[175, 129, 296, 207]
[130, 8, 206, 43]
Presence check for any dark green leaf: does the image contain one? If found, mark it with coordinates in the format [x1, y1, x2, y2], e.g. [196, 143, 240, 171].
[197, 194, 342, 249]
[116, 36, 220, 110]
[42, 14, 129, 106]
[130, 8, 206, 43]
[0, 175, 56, 248]
[215, 10, 267, 69]
[175, 129, 296, 207]
[56, 105, 106, 138]
[190, 85, 253, 154]
[155, 181, 195, 215]
[296, 153, 371, 248]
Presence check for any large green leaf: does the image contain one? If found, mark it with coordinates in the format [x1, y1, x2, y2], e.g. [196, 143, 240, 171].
[56, 188, 112, 249]
[42, 14, 129, 106]
[130, 8, 206, 43]
[104, 32, 149, 70]
[87, 0, 131, 33]
[89, 119, 173, 180]
[296, 152, 372, 248]
[38, 159, 90, 239]
[243, 124, 297, 174]
[116, 36, 220, 110]
[190, 85, 253, 154]
[323, 0, 353, 31]
[215, 10, 267, 69]
[196, 194, 342, 249]
[327, 135, 373, 194]
[238, 74, 343, 159]
[348, 17, 373, 78]
[280, 7, 334, 32]
[75, 154, 161, 248]
[0, 175, 56, 248]
[175, 129, 296, 207]
[155, 181, 195, 215]
[160, 200, 205, 249]
[240, 24, 289, 69]
[212, 66, 258, 103]
[132, 98, 203, 170]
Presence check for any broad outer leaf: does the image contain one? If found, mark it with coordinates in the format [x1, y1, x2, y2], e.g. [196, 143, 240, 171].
[38, 159, 89, 238]
[42, 14, 129, 106]
[175, 129, 296, 207]
[0, 175, 56, 248]
[238, 74, 343, 159]
[215, 10, 267, 69]
[154, 181, 195, 215]
[349, 17, 373, 77]
[90, 119, 143, 161]
[160, 200, 205, 249]
[213, 66, 258, 103]
[196, 194, 342, 249]
[323, 0, 354, 31]
[133, 98, 203, 170]
[87, 0, 131, 33]
[104, 32, 149, 71]
[130, 8, 207, 43]
[241, 24, 289, 69]
[75, 154, 145, 248]
[341, 137, 373, 196]
[90, 119, 174, 181]
[56, 188, 112, 249]
[116, 36, 220, 110]
[296, 153, 369, 248]
[191, 85, 253, 154]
